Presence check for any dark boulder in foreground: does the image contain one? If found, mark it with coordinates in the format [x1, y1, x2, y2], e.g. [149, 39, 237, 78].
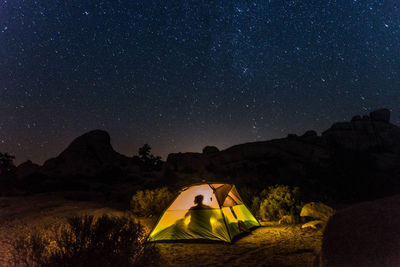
[319, 195, 400, 267]
[300, 202, 334, 222]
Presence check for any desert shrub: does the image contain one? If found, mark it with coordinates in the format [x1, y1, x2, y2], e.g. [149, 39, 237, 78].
[131, 187, 174, 217]
[258, 185, 303, 222]
[11, 215, 161, 267]
[249, 189, 269, 217]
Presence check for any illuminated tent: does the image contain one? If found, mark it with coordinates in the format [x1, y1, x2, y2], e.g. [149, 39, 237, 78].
[148, 183, 260, 243]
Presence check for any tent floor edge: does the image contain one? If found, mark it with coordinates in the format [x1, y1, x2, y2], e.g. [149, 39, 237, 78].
[147, 238, 231, 244]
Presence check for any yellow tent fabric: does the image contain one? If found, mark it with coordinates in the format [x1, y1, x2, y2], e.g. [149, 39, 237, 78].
[148, 183, 260, 243]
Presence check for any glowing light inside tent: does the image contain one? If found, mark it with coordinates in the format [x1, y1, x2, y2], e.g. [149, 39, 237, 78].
[168, 184, 220, 210]
[184, 215, 191, 225]
[195, 188, 213, 206]
[148, 184, 261, 243]
[210, 217, 217, 226]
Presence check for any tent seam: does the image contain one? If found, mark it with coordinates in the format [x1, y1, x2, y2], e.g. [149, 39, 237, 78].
[211, 183, 233, 243]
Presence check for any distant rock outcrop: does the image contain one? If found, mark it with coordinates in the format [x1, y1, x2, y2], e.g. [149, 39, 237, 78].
[41, 130, 137, 177]
[2, 130, 156, 196]
[202, 146, 219, 155]
[164, 108, 400, 201]
[322, 108, 400, 152]
[301, 130, 318, 138]
[370, 108, 390, 122]
[8, 108, 400, 201]
[16, 160, 40, 179]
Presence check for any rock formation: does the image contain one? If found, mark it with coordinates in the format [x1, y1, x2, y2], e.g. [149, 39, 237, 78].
[319, 195, 400, 266]
[164, 108, 400, 201]
[8, 108, 400, 201]
[300, 202, 334, 230]
[202, 146, 219, 155]
[301, 220, 325, 230]
[41, 130, 134, 177]
[322, 108, 400, 152]
[300, 202, 334, 222]
[16, 160, 40, 179]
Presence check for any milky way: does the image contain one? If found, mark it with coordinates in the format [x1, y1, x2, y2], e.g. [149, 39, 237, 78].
[0, 0, 399, 164]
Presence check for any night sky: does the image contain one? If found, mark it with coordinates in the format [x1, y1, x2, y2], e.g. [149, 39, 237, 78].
[1, 0, 399, 164]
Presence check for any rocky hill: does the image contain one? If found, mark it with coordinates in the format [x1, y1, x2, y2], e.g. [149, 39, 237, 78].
[165, 109, 400, 201]
[41, 130, 138, 177]
[10, 108, 400, 201]
[9, 130, 150, 196]
[16, 130, 141, 179]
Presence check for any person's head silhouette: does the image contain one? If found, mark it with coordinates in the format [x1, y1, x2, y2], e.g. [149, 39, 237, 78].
[194, 194, 204, 206]
[189, 194, 211, 210]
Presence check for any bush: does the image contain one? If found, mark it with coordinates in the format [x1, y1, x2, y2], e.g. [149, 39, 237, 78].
[11, 215, 161, 267]
[257, 185, 303, 222]
[249, 189, 268, 217]
[131, 187, 174, 217]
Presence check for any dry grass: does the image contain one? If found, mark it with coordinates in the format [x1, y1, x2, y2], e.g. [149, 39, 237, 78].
[0, 194, 123, 266]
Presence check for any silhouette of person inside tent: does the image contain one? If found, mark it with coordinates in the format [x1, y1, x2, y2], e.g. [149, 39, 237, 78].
[185, 194, 213, 234]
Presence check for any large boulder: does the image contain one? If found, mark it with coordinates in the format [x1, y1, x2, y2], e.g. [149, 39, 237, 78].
[16, 160, 40, 179]
[319, 195, 400, 267]
[300, 202, 334, 221]
[301, 220, 325, 230]
[202, 146, 219, 155]
[302, 130, 318, 138]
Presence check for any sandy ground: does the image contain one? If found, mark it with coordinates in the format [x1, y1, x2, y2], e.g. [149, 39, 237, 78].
[0, 194, 322, 267]
[155, 223, 322, 267]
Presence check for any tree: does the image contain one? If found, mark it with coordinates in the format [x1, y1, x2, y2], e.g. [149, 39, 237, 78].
[136, 144, 162, 172]
[0, 152, 15, 177]
[138, 144, 151, 160]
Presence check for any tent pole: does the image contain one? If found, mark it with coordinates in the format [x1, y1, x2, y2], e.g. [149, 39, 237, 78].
[220, 208, 232, 243]
[211, 183, 233, 243]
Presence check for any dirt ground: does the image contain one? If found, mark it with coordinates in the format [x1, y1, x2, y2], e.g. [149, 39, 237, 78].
[0, 194, 323, 267]
[155, 223, 322, 267]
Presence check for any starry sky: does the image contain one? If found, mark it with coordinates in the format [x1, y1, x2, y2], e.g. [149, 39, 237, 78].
[1, 0, 399, 164]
